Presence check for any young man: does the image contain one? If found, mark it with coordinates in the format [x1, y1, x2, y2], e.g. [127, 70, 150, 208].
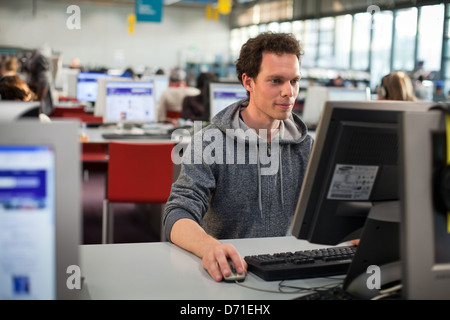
[163, 32, 313, 282]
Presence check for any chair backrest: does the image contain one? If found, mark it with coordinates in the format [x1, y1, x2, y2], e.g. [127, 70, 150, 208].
[61, 112, 103, 123]
[50, 106, 85, 117]
[166, 110, 182, 120]
[107, 142, 175, 203]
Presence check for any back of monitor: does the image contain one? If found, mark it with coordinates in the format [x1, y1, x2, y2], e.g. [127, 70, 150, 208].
[400, 109, 450, 299]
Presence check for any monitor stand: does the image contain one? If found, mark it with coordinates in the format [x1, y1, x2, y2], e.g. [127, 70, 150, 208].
[343, 201, 402, 299]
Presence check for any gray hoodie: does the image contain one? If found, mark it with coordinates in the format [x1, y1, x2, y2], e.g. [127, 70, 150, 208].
[163, 99, 313, 241]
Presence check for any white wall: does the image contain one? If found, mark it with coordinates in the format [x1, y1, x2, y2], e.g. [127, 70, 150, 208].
[0, 0, 231, 72]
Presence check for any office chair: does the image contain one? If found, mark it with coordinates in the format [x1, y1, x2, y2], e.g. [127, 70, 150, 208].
[50, 106, 85, 118]
[102, 141, 175, 244]
[61, 112, 103, 123]
[166, 110, 182, 122]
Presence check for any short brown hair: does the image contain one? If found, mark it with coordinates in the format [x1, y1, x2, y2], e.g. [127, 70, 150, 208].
[235, 32, 303, 87]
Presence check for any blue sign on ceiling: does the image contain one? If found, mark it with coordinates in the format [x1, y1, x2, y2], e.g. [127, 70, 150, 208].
[136, 0, 163, 23]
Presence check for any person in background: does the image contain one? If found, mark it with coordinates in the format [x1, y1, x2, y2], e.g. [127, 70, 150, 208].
[163, 32, 313, 282]
[0, 56, 36, 101]
[433, 80, 447, 102]
[377, 71, 417, 101]
[157, 68, 200, 123]
[181, 72, 218, 121]
[325, 75, 346, 87]
[121, 67, 138, 79]
[26, 49, 53, 115]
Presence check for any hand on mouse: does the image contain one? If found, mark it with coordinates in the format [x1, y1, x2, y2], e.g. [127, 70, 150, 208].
[201, 242, 247, 282]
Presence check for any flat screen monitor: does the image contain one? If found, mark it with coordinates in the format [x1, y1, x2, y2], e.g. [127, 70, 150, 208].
[103, 80, 156, 124]
[76, 72, 107, 103]
[94, 77, 132, 118]
[400, 109, 450, 299]
[0, 120, 81, 300]
[291, 100, 433, 299]
[142, 75, 169, 106]
[302, 86, 371, 129]
[0, 101, 41, 121]
[209, 82, 247, 121]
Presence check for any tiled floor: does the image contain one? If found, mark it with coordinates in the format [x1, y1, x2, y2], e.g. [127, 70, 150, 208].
[82, 170, 160, 244]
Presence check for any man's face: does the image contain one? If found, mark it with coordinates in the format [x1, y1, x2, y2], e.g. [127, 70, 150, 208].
[244, 52, 301, 121]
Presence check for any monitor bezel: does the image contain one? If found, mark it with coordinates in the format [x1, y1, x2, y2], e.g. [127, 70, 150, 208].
[0, 120, 81, 300]
[400, 109, 450, 299]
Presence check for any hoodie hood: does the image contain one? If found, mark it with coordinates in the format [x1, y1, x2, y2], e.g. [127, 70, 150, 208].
[211, 99, 308, 144]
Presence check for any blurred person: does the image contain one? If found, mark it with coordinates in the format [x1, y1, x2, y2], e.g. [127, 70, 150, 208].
[433, 80, 447, 102]
[26, 49, 53, 115]
[157, 68, 200, 123]
[0, 75, 36, 101]
[181, 72, 218, 121]
[0, 56, 19, 77]
[325, 75, 346, 87]
[377, 71, 417, 101]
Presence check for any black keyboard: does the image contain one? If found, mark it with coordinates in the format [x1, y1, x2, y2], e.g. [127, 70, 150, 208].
[244, 245, 357, 281]
[293, 285, 357, 300]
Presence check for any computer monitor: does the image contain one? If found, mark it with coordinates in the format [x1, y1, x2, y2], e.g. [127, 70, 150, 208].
[103, 80, 156, 124]
[94, 77, 132, 118]
[302, 86, 371, 129]
[76, 72, 107, 103]
[291, 100, 433, 299]
[400, 108, 450, 299]
[0, 120, 81, 300]
[209, 82, 247, 121]
[142, 75, 169, 106]
[0, 101, 41, 120]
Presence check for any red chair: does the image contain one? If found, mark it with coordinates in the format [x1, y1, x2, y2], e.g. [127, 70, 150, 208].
[61, 112, 103, 123]
[166, 110, 182, 122]
[50, 106, 85, 118]
[102, 141, 175, 243]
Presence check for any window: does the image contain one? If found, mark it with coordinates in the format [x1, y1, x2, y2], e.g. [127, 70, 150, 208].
[317, 17, 335, 68]
[370, 11, 393, 89]
[301, 19, 319, 68]
[417, 4, 444, 72]
[334, 14, 353, 69]
[392, 8, 418, 72]
[351, 12, 371, 70]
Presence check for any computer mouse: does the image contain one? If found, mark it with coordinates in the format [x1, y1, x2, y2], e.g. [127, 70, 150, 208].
[223, 258, 246, 283]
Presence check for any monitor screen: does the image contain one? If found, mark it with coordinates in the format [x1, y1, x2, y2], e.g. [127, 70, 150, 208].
[302, 86, 371, 129]
[209, 82, 247, 121]
[103, 80, 156, 124]
[76, 72, 107, 103]
[0, 121, 81, 300]
[291, 100, 433, 298]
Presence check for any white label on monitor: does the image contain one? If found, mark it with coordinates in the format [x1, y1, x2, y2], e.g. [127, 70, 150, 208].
[327, 164, 378, 200]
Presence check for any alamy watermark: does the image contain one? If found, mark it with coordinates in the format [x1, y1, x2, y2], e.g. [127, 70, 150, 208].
[170, 121, 280, 176]
[366, 265, 381, 290]
[66, 5, 81, 30]
[66, 265, 82, 290]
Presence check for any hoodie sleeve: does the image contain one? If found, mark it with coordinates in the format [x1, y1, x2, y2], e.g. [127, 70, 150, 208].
[163, 139, 216, 242]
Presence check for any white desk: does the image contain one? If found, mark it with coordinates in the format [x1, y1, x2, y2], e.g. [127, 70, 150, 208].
[79, 236, 344, 300]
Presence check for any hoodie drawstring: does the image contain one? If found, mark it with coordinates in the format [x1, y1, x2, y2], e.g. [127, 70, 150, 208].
[257, 142, 285, 219]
